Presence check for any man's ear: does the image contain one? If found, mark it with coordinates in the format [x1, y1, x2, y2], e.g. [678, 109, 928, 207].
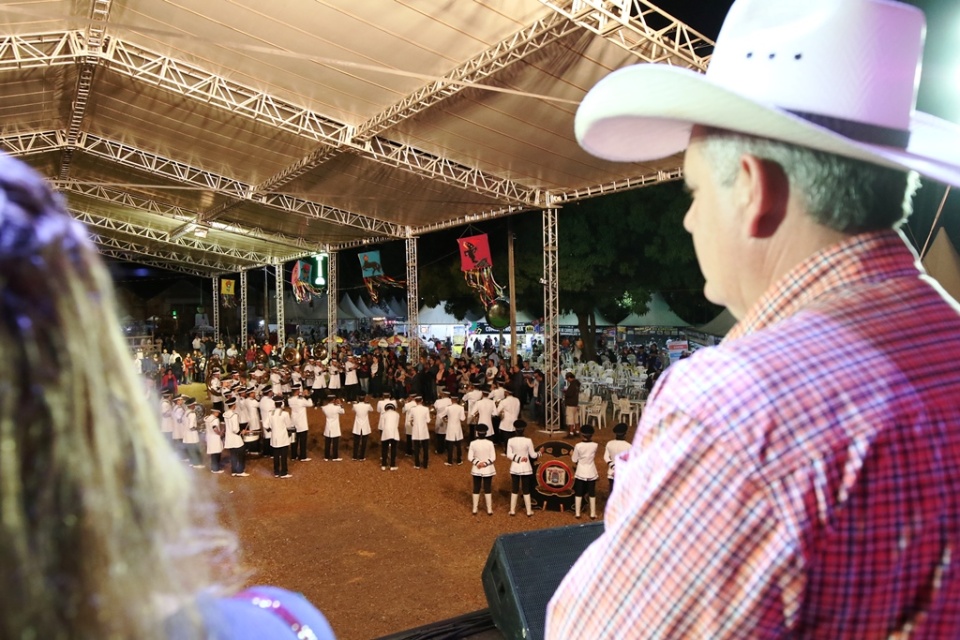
[737, 154, 790, 239]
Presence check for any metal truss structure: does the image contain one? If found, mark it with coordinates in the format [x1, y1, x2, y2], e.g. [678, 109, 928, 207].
[541, 205, 561, 432]
[405, 238, 419, 347]
[274, 264, 285, 348]
[240, 269, 248, 349]
[212, 276, 220, 344]
[539, 0, 712, 70]
[327, 252, 338, 349]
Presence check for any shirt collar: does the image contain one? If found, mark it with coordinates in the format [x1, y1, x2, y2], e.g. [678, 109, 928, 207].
[726, 230, 920, 341]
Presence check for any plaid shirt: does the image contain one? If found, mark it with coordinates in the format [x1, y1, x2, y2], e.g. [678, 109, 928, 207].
[547, 231, 960, 638]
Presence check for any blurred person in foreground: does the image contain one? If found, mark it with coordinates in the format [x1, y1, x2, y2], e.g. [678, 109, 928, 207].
[0, 153, 334, 639]
[547, 0, 960, 637]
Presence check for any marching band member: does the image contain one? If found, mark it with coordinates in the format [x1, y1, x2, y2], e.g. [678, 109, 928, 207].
[242, 385, 261, 455]
[207, 369, 224, 414]
[281, 366, 293, 397]
[468, 424, 496, 515]
[603, 422, 631, 494]
[310, 356, 327, 404]
[181, 398, 204, 468]
[506, 420, 538, 517]
[321, 395, 344, 461]
[461, 383, 482, 440]
[288, 383, 314, 461]
[327, 358, 342, 398]
[258, 388, 275, 457]
[444, 395, 467, 466]
[571, 424, 599, 519]
[433, 390, 452, 455]
[343, 356, 359, 401]
[351, 395, 374, 461]
[469, 391, 496, 443]
[408, 396, 431, 470]
[223, 397, 249, 477]
[171, 394, 187, 460]
[160, 390, 174, 442]
[269, 367, 283, 397]
[266, 397, 293, 478]
[379, 403, 400, 471]
[204, 407, 225, 473]
[495, 388, 521, 452]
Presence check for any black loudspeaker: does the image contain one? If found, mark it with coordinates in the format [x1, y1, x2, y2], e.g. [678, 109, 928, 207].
[482, 522, 604, 640]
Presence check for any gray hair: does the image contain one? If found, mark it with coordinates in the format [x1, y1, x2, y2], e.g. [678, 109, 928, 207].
[698, 128, 921, 233]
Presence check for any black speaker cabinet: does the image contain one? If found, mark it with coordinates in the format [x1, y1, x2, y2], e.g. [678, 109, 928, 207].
[482, 522, 604, 640]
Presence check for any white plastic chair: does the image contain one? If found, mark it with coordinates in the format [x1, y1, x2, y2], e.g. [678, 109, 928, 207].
[585, 400, 608, 429]
[614, 398, 638, 425]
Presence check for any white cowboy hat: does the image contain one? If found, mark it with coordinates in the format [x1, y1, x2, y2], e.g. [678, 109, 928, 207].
[576, 0, 960, 188]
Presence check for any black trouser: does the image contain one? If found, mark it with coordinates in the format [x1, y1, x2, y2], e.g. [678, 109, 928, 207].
[294, 430, 308, 460]
[381, 439, 398, 467]
[229, 444, 246, 474]
[352, 433, 368, 460]
[499, 429, 514, 453]
[434, 431, 446, 454]
[472, 475, 493, 493]
[413, 439, 429, 468]
[405, 434, 413, 455]
[573, 478, 597, 498]
[209, 451, 222, 472]
[324, 435, 340, 460]
[261, 433, 272, 457]
[273, 446, 288, 476]
[609, 478, 615, 494]
[511, 473, 534, 495]
[446, 440, 462, 465]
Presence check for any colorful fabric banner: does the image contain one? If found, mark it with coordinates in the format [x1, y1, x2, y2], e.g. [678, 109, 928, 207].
[457, 234, 492, 271]
[220, 278, 236, 308]
[358, 250, 404, 303]
[292, 260, 323, 302]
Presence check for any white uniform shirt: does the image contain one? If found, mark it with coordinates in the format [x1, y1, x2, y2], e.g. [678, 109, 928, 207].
[471, 397, 496, 429]
[288, 395, 314, 432]
[506, 436, 539, 475]
[433, 397, 452, 434]
[223, 410, 243, 449]
[379, 409, 400, 441]
[160, 398, 174, 433]
[312, 366, 327, 389]
[572, 441, 599, 481]
[172, 403, 186, 440]
[352, 401, 373, 435]
[462, 389, 482, 418]
[444, 403, 466, 442]
[244, 397, 261, 432]
[235, 394, 250, 424]
[270, 371, 283, 396]
[376, 397, 392, 430]
[327, 363, 341, 390]
[182, 411, 200, 445]
[603, 439, 631, 479]
[468, 439, 497, 477]
[269, 409, 293, 448]
[344, 360, 358, 386]
[259, 395, 274, 427]
[204, 415, 223, 454]
[497, 396, 521, 435]
[408, 404, 431, 441]
[490, 387, 506, 403]
[322, 402, 345, 437]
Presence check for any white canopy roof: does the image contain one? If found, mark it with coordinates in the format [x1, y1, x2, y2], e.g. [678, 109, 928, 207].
[0, 1, 712, 277]
[618, 292, 690, 328]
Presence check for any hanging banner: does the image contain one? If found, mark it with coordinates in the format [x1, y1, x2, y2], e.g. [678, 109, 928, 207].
[292, 260, 323, 302]
[220, 278, 236, 308]
[457, 234, 493, 271]
[358, 250, 404, 304]
[456, 233, 507, 329]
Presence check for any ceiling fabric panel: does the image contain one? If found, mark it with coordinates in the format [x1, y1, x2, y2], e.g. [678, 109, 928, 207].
[0, 0, 710, 275]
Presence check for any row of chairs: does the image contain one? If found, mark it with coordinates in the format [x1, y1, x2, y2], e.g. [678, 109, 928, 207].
[579, 394, 645, 429]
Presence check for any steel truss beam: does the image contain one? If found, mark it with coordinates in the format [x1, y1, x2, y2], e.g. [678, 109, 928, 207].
[274, 264, 284, 347]
[355, 5, 580, 141]
[0, 130, 66, 155]
[55, 180, 316, 253]
[551, 168, 684, 203]
[59, 0, 112, 180]
[540, 0, 713, 70]
[88, 232, 235, 274]
[327, 251, 338, 349]
[405, 237, 419, 347]
[72, 209, 272, 266]
[240, 269, 248, 349]
[213, 276, 220, 344]
[541, 204, 561, 432]
[0, 31, 84, 70]
[69, 132, 405, 237]
[95, 247, 214, 278]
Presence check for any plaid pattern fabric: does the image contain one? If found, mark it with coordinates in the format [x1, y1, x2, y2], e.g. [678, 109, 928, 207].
[547, 231, 960, 638]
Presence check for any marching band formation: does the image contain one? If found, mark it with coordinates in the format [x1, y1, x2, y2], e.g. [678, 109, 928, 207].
[156, 340, 632, 516]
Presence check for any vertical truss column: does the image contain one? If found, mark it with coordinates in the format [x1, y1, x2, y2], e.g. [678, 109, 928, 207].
[274, 263, 285, 348]
[327, 251, 338, 351]
[542, 206, 561, 433]
[405, 237, 419, 350]
[212, 275, 221, 345]
[240, 269, 248, 350]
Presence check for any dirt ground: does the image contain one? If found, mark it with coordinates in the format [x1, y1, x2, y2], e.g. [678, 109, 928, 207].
[181, 384, 621, 640]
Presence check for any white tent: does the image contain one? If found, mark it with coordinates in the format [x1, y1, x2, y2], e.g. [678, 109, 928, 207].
[557, 309, 618, 326]
[338, 294, 364, 320]
[284, 292, 328, 322]
[419, 302, 468, 324]
[618, 293, 690, 328]
[353, 295, 377, 319]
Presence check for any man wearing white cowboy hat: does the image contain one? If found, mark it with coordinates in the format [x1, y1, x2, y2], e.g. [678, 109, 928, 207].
[547, 0, 960, 638]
